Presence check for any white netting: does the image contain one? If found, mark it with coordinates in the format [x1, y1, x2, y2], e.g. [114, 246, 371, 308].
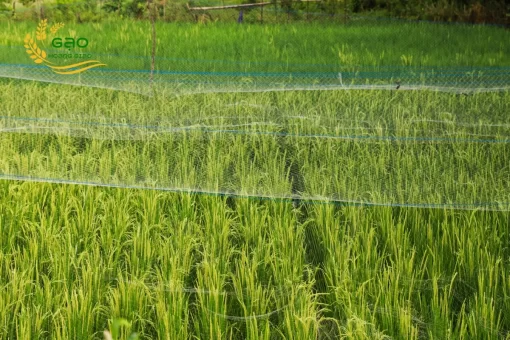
[0, 84, 509, 210]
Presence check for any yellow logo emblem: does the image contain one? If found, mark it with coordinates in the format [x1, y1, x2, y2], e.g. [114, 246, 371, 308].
[24, 19, 106, 75]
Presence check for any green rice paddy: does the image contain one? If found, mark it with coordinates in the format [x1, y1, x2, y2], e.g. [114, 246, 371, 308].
[0, 18, 509, 339]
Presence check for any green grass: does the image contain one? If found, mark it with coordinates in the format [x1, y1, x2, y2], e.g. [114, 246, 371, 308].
[0, 18, 510, 340]
[0, 19, 507, 95]
[1, 180, 509, 339]
[0, 79, 509, 339]
[0, 81, 509, 208]
[1, 19, 509, 70]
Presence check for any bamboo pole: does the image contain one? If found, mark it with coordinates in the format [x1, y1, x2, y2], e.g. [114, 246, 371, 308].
[187, 0, 321, 12]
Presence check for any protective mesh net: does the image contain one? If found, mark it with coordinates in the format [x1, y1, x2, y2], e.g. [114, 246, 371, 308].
[1, 84, 509, 210]
[0, 11, 509, 95]
[1, 61, 508, 95]
[0, 7, 509, 210]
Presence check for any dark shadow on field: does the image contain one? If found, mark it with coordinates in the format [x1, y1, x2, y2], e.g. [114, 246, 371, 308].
[317, 319, 341, 340]
[277, 127, 337, 335]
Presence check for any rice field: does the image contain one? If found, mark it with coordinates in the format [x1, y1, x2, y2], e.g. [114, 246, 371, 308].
[2, 173, 510, 339]
[0, 17, 510, 340]
[1, 19, 509, 68]
[1, 83, 509, 208]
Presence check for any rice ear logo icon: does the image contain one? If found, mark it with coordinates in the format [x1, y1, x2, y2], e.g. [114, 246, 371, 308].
[24, 19, 106, 75]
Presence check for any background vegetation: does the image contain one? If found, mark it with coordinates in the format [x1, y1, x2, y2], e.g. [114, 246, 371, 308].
[0, 0, 508, 25]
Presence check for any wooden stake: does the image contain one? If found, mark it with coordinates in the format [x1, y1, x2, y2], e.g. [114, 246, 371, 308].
[147, 0, 156, 90]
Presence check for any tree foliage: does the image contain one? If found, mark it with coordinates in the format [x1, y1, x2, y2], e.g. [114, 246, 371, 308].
[2, 0, 508, 24]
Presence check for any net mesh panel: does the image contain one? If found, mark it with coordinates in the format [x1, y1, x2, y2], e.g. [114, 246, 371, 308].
[1, 7, 509, 95]
[0, 5, 509, 210]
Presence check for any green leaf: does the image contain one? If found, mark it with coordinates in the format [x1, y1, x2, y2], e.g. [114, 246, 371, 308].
[111, 318, 131, 339]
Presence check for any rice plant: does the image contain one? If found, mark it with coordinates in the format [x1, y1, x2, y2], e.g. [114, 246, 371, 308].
[0, 18, 509, 340]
